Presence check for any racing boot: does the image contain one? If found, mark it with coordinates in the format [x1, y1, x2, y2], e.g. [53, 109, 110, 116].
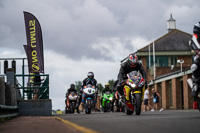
[76, 107, 80, 114]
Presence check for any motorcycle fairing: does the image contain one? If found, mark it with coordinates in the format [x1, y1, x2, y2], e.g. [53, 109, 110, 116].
[102, 92, 113, 107]
[133, 91, 141, 94]
[124, 85, 131, 101]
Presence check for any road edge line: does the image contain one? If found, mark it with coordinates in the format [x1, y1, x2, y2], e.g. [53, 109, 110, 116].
[55, 117, 99, 133]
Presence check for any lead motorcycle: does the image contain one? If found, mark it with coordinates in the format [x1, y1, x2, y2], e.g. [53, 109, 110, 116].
[82, 84, 97, 114]
[120, 71, 145, 115]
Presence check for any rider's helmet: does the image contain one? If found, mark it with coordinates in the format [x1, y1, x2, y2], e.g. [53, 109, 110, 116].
[105, 83, 109, 91]
[87, 71, 94, 80]
[128, 53, 138, 67]
[190, 22, 200, 54]
[70, 84, 75, 90]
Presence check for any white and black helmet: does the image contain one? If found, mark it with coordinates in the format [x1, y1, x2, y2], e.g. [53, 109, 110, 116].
[87, 72, 94, 79]
[189, 22, 200, 54]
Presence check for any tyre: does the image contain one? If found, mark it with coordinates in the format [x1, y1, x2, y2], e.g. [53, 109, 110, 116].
[71, 108, 75, 114]
[134, 93, 141, 115]
[197, 97, 200, 112]
[123, 96, 133, 115]
[69, 103, 74, 114]
[85, 107, 91, 114]
[125, 106, 133, 115]
[106, 102, 111, 112]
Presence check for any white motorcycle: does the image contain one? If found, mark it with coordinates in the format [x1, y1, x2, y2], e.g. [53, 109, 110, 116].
[82, 84, 97, 114]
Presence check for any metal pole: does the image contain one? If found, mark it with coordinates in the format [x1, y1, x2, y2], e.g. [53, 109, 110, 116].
[149, 44, 151, 68]
[152, 28, 156, 79]
[22, 59, 25, 99]
[181, 63, 182, 73]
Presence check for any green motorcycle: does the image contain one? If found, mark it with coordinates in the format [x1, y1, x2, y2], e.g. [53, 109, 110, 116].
[102, 91, 114, 112]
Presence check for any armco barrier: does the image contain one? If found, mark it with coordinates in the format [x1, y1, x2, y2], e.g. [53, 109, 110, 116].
[0, 104, 19, 122]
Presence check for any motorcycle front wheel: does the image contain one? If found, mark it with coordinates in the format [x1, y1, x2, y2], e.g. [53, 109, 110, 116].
[134, 93, 141, 115]
[106, 102, 111, 112]
[85, 107, 91, 114]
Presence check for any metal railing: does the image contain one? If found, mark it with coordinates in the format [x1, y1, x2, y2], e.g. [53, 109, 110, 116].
[0, 104, 19, 122]
[15, 74, 49, 100]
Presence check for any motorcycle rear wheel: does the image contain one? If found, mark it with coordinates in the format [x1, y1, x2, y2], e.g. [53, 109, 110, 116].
[125, 108, 133, 115]
[134, 93, 141, 115]
[124, 97, 133, 115]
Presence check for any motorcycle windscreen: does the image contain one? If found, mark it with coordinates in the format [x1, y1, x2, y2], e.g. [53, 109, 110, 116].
[105, 91, 111, 95]
[127, 71, 142, 84]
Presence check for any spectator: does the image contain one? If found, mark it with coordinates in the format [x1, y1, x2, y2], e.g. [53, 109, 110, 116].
[150, 88, 164, 112]
[33, 73, 42, 99]
[143, 89, 154, 112]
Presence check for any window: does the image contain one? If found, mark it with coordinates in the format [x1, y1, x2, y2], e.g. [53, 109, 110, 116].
[146, 56, 177, 68]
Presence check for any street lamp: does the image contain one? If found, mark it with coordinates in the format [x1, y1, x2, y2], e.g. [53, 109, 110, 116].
[177, 59, 184, 72]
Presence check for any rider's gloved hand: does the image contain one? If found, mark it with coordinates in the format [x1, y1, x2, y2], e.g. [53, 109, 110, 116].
[120, 79, 126, 85]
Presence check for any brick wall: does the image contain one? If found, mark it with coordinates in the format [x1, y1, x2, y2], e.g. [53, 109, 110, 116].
[183, 74, 193, 109]
[141, 55, 192, 82]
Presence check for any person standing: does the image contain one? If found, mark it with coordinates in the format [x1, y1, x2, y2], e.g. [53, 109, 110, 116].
[143, 89, 154, 112]
[33, 73, 42, 99]
[150, 88, 163, 112]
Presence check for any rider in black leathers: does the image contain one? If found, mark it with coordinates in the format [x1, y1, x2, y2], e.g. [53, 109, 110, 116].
[80, 72, 98, 108]
[66, 84, 77, 97]
[117, 53, 147, 96]
[102, 83, 112, 95]
[81, 72, 98, 88]
[189, 21, 200, 98]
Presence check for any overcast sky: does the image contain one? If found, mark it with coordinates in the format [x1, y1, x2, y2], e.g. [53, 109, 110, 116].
[0, 0, 200, 110]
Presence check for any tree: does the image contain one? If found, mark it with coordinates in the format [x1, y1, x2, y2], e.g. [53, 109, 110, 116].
[75, 81, 82, 95]
[108, 79, 115, 89]
[97, 83, 103, 94]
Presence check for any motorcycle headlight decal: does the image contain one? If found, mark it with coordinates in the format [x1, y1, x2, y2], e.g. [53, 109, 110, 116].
[131, 84, 136, 88]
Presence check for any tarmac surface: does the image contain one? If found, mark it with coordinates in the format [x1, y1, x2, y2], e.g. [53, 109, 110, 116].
[0, 116, 81, 133]
[58, 110, 200, 133]
[0, 110, 200, 133]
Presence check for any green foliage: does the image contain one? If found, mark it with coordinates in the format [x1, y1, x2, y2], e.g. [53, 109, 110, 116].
[75, 81, 82, 95]
[108, 79, 115, 89]
[97, 83, 103, 94]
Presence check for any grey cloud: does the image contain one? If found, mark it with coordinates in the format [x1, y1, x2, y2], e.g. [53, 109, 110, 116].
[0, 0, 200, 61]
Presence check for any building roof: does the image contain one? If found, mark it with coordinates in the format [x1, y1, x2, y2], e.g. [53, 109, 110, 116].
[168, 14, 176, 22]
[138, 29, 192, 52]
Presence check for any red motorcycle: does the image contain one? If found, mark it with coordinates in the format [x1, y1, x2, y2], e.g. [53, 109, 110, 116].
[121, 71, 145, 115]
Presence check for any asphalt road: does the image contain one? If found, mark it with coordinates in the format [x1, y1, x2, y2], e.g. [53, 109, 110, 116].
[57, 110, 200, 133]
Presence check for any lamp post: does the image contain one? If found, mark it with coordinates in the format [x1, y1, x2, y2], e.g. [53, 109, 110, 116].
[177, 59, 184, 72]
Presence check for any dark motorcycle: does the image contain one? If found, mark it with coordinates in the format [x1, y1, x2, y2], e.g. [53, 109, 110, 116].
[65, 91, 78, 114]
[114, 91, 124, 112]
